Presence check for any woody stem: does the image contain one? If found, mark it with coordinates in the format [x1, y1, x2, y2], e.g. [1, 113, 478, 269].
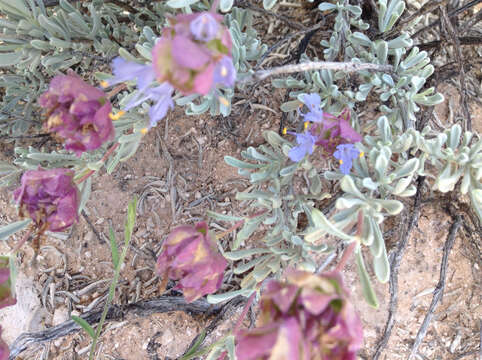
[9, 227, 32, 254]
[75, 142, 120, 185]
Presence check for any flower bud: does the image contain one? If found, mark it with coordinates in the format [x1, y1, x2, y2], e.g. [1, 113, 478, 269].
[0, 256, 15, 310]
[156, 221, 227, 303]
[236, 269, 363, 360]
[39, 72, 114, 156]
[13, 168, 79, 232]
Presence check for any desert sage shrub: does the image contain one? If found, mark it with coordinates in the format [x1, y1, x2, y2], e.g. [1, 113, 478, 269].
[0, 0, 480, 359]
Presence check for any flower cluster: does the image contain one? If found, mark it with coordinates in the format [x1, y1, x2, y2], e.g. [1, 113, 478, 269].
[287, 94, 362, 174]
[13, 168, 79, 233]
[39, 73, 115, 156]
[236, 269, 363, 360]
[0, 256, 16, 360]
[106, 11, 235, 129]
[156, 221, 227, 303]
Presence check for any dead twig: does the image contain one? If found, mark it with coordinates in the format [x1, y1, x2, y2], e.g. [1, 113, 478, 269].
[440, 6, 472, 131]
[408, 214, 462, 359]
[241, 61, 393, 84]
[372, 176, 425, 360]
[415, 36, 482, 51]
[9, 296, 232, 359]
[81, 210, 105, 244]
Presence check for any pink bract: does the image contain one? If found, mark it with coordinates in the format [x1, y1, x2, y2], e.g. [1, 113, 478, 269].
[39, 73, 114, 156]
[236, 269, 363, 360]
[0, 327, 8, 360]
[0, 256, 15, 310]
[13, 168, 79, 232]
[156, 221, 227, 303]
[152, 12, 233, 96]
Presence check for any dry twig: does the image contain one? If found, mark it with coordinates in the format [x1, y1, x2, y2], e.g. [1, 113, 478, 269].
[408, 215, 462, 359]
[372, 176, 425, 360]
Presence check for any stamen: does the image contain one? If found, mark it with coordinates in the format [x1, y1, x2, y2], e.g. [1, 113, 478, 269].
[304, 121, 309, 130]
[339, 159, 343, 164]
[221, 66, 228, 77]
[109, 110, 125, 121]
[359, 151, 364, 157]
[282, 127, 287, 135]
[218, 96, 229, 107]
[100, 81, 109, 88]
[140, 128, 148, 135]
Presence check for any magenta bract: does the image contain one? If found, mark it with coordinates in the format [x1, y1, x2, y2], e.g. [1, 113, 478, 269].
[39, 73, 114, 156]
[156, 221, 227, 303]
[236, 270, 363, 360]
[0, 256, 15, 310]
[152, 12, 234, 95]
[0, 327, 8, 360]
[13, 168, 79, 232]
[310, 108, 362, 155]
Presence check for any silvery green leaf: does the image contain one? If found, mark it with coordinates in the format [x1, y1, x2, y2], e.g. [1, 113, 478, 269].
[375, 41, 388, 64]
[346, 5, 362, 17]
[166, 0, 199, 8]
[235, 219, 263, 249]
[375, 153, 389, 179]
[306, 208, 355, 242]
[318, 2, 337, 11]
[392, 176, 412, 195]
[309, 173, 322, 195]
[434, 165, 461, 193]
[401, 48, 427, 70]
[377, 116, 392, 143]
[460, 169, 471, 195]
[413, 93, 444, 106]
[252, 263, 273, 282]
[387, 33, 413, 49]
[280, 100, 301, 112]
[355, 248, 378, 308]
[397, 184, 416, 197]
[448, 124, 462, 150]
[0, 219, 31, 240]
[263, 0, 277, 9]
[469, 188, 482, 222]
[382, 73, 394, 87]
[362, 177, 379, 191]
[0, 52, 23, 66]
[220, 0, 234, 12]
[393, 158, 419, 178]
[78, 177, 91, 214]
[224, 248, 269, 261]
[279, 163, 298, 177]
[207, 288, 255, 304]
[226, 335, 236, 360]
[224, 156, 261, 169]
[340, 175, 365, 199]
[206, 210, 242, 222]
[372, 241, 389, 283]
[361, 216, 374, 246]
[233, 255, 269, 274]
[335, 196, 365, 209]
[380, 91, 391, 102]
[376, 199, 404, 215]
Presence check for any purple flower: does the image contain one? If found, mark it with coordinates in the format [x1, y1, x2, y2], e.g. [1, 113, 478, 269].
[0, 256, 15, 310]
[125, 83, 174, 129]
[190, 12, 219, 42]
[236, 270, 363, 360]
[288, 132, 317, 162]
[13, 168, 79, 232]
[156, 221, 227, 303]
[152, 11, 234, 95]
[107, 58, 155, 93]
[333, 144, 361, 175]
[213, 56, 236, 88]
[39, 73, 114, 156]
[0, 327, 8, 360]
[300, 93, 327, 123]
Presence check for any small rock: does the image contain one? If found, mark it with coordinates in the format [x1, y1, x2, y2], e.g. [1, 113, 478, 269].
[195, 191, 202, 199]
[52, 306, 69, 326]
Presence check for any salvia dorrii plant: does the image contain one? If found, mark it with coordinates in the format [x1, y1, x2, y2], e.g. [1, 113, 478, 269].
[0, 0, 480, 359]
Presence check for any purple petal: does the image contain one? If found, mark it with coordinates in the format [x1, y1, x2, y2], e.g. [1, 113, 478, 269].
[213, 56, 236, 88]
[190, 12, 219, 42]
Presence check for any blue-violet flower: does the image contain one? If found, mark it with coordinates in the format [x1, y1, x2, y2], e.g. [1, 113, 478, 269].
[333, 144, 361, 175]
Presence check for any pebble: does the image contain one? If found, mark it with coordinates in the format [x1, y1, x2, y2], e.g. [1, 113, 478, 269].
[52, 306, 69, 326]
[195, 191, 202, 199]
